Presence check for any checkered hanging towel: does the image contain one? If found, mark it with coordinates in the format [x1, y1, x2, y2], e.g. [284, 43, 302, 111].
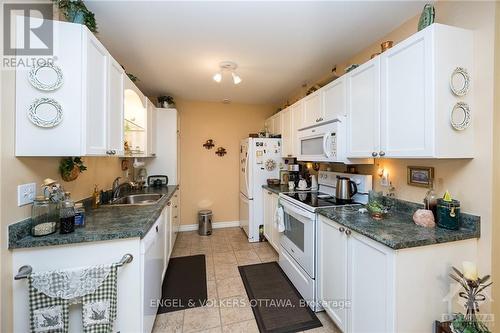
[28, 263, 118, 333]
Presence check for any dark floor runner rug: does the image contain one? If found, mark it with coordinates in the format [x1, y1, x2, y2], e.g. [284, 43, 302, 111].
[157, 254, 207, 314]
[239, 262, 322, 333]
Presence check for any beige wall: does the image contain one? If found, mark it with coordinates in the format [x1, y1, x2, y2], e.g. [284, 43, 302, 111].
[178, 99, 273, 226]
[283, 0, 497, 314]
[492, 0, 500, 324]
[0, 43, 124, 333]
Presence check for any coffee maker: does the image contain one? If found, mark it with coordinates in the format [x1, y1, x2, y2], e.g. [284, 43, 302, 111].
[288, 164, 300, 188]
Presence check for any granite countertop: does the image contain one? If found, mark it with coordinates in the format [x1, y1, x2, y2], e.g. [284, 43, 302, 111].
[9, 185, 179, 250]
[262, 184, 291, 194]
[317, 200, 480, 250]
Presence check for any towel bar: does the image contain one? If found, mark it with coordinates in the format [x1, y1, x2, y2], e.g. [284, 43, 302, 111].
[14, 253, 134, 280]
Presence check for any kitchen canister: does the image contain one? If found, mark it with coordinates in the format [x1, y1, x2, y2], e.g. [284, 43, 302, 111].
[436, 198, 461, 230]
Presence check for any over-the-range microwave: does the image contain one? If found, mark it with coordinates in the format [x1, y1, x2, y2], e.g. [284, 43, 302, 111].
[297, 120, 340, 162]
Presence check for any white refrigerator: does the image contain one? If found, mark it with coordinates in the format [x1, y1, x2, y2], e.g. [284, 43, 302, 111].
[239, 138, 282, 242]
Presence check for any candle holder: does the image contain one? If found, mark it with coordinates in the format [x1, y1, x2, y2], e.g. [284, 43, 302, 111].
[449, 266, 492, 333]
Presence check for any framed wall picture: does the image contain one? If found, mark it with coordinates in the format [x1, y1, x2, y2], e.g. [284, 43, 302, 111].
[280, 170, 290, 185]
[407, 166, 434, 187]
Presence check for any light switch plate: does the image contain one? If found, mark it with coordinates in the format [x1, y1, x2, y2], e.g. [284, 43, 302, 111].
[18, 183, 36, 206]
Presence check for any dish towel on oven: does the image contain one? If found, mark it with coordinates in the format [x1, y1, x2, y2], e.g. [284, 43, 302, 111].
[28, 263, 118, 333]
[275, 206, 285, 232]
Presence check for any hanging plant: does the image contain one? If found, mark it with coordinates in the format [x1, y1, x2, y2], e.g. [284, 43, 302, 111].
[53, 0, 98, 33]
[59, 157, 87, 182]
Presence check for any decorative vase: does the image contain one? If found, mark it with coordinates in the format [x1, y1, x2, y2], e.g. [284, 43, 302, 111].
[67, 9, 85, 24]
[62, 166, 80, 182]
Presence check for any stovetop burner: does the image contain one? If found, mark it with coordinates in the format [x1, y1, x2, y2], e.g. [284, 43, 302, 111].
[282, 191, 357, 208]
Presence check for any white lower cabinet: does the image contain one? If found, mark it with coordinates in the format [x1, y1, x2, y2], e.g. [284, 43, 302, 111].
[317, 215, 478, 333]
[262, 189, 280, 251]
[12, 190, 180, 333]
[318, 215, 392, 333]
[317, 217, 348, 332]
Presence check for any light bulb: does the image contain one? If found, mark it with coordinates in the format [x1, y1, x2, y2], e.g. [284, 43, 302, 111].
[213, 72, 222, 83]
[232, 72, 242, 84]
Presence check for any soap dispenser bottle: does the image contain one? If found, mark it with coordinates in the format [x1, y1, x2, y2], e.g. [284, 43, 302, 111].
[92, 184, 100, 209]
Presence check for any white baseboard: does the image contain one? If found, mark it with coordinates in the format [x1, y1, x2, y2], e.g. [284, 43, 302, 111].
[179, 221, 240, 232]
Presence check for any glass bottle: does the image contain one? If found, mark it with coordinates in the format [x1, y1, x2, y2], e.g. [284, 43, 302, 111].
[59, 192, 76, 234]
[31, 196, 58, 236]
[424, 180, 438, 218]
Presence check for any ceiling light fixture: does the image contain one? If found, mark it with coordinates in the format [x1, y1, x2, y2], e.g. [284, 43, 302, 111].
[213, 61, 242, 84]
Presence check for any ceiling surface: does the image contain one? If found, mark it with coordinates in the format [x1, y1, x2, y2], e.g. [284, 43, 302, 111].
[85, 1, 424, 105]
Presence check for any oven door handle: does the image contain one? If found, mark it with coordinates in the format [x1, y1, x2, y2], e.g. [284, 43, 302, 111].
[280, 199, 316, 221]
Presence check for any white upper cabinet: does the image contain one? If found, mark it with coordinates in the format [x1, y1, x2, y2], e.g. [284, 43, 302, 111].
[380, 24, 474, 158]
[281, 107, 293, 157]
[123, 75, 148, 155]
[323, 77, 346, 122]
[84, 31, 109, 156]
[345, 24, 474, 159]
[346, 58, 381, 158]
[146, 99, 157, 156]
[273, 112, 282, 135]
[107, 57, 125, 156]
[303, 90, 323, 128]
[15, 20, 124, 157]
[291, 101, 304, 156]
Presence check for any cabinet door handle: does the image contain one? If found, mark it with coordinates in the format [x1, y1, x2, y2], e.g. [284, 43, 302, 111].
[156, 225, 159, 232]
[345, 229, 351, 236]
[339, 227, 345, 233]
[379, 151, 386, 157]
[174, 216, 178, 218]
[268, 192, 272, 195]
[372, 152, 378, 157]
[167, 202, 171, 206]
[174, 205, 178, 208]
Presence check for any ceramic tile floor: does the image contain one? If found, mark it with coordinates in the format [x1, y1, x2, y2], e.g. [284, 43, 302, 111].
[153, 227, 340, 333]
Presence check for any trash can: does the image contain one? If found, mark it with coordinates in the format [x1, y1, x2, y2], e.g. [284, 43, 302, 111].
[198, 210, 213, 236]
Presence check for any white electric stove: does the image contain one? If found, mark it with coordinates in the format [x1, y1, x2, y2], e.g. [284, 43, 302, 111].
[278, 171, 372, 311]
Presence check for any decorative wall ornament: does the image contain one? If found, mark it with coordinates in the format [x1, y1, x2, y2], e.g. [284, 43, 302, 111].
[203, 139, 215, 150]
[450, 67, 471, 97]
[29, 62, 64, 91]
[450, 102, 471, 131]
[264, 159, 277, 171]
[28, 98, 63, 128]
[215, 147, 227, 157]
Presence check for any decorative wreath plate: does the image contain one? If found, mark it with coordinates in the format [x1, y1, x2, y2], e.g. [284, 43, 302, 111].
[28, 62, 63, 91]
[450, 102, 471, 131]
[450, 67, 470, 97]
[28, 98, 63, 128]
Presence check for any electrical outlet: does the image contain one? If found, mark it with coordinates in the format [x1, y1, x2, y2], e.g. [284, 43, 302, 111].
[17, 183, 36, 206]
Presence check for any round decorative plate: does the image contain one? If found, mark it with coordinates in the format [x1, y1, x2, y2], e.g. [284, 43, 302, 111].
[28, 62, 63, 91]
[450, 67, 470, 97]
[450, 102, 471, 131]
[28, 98, 63, 128]
[265, 159, 277, 171]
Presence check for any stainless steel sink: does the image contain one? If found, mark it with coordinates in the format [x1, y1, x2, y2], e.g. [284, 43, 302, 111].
[110, 193, 164, 206]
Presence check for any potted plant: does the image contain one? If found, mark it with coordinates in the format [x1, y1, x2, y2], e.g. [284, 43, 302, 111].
[53, 0, 98, 33]
[59, 157, 87, 182]
[158, 95, 175, 108]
